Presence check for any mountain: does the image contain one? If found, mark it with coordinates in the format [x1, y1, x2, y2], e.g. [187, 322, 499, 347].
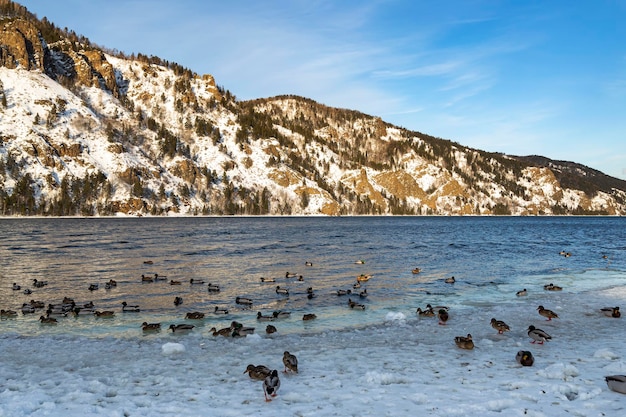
[1, 0, 625, 216]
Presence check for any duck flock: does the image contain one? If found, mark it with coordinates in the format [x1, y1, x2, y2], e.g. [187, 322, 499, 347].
[3, 252, 626, 399]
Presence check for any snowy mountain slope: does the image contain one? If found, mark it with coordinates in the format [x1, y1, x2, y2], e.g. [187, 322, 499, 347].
[1, 7, 625, 216]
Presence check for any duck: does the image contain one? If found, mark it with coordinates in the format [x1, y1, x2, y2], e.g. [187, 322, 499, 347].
[355, 260, 365, 264]
[516, 289, 527, 297]
[23, 288, 32, 295]
[527, 325, 551, 344]
[209, 326, 232, 337]
[543, 283, 563, 291]
[605, 375, 626, 394]
[169, 324, 195, 333]
[444, 276, 455, 284]
[213, 306, 229, 314]
[88, 284, 99, 291]
[302, 313, 317, 321]
[359, 289, 368, 298]
[106, 279, 117, 288]
[537, 305, 558, 321]
[348, 298, 366, 310]
[21, 303, 36, 314]
[189, 279, 205, 285]
[260, 277, 275, 283]
[32, 279, 48, 288]
[416, 307, 435, 317]
[516, 350, 534, 366]
[352, 281, 361, 289]
[438, 309, 449, 325]
[266, 324, 277, 334]
[185, 311, 205, 320]
[601, 306, 621, 318]
[357, 274, 371, 282]
[207, 283, 220, 292]
[230, 321, 255, 337]
[235, 297, 253, 306]
[412, 267, 421, 274]
[121, 301, 140, 312]
[244, 364, 272, 381]
[0, 309, 18, 318]
[285, 272, 297, 278]
[283, 351, 298, 373]
[257, 311, 275, 321]
[337, 289, 352, 296]
[272, 310, 291, 319]
[12, 283, 21, 290]
[263, 370, 281, 401]
[174, 297, 183, 306]
[275, 286, 289, 295]
[305, 261, 313, 266]
[39, 315, 57, 324]
[94, 310, 115, 318]
[104, 281, 115, 290]
[141, 322, 161, 332]
[169, 280, 181, 285]
[29, 300, 45, 308]
[72, 306, 95, 316]
[153, 273, 167, 281]
[454, 334, 474, 350]
[490, 318, 511, 334]
[141, 274, 154, 283]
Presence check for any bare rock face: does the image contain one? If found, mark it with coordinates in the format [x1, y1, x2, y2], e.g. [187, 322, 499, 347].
[0, 19, 45, 70]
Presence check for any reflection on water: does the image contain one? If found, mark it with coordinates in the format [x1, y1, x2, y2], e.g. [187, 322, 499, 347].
[0, 216, 624, 337]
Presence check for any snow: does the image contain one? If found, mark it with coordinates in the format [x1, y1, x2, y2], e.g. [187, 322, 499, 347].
[1, 287, 625, 416]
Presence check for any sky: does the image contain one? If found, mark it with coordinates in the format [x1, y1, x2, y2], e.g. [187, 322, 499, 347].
[16, 0, 626, 179]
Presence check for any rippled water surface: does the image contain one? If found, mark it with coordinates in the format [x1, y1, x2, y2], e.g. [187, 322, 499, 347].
[1, 216, 624, 337]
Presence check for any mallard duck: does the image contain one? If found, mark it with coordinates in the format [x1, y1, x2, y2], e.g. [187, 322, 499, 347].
[601, 306, 620, 318]
[444, 276, 455, 284]
[527, 325, 551, 344]
[122, 301, 140, 312]
[537, 305, 558, 321]
[244, 364, 272, 381]
[169, 280, 181, 285]
[353, 281, 361, 289]
[39, 315, 57, 324]
[106, 279, 117, 287]
[32, 279, 48, 288]
[605, 375, 626, 394]
[357, 274, 371, 282]
[348, 298, 366, 310]
[359, 289, 368, 298]
[260, 277, 275, 283]
[275, 286, 289, 295]
[438, 309, 449, 325]
[257, 311, 275, 321]
[23, 288, 32, 295]
[235, 297, 253, 306]
[209, 326, 231, 337]
[337, 289, 352, 296]
[141, 274, 154, 282]
[266, 324, 277, 334]
[355, 260, 365, 264]
[141, 322, 161, 331]
[72, 307, 94, 316]
[29, 300, 45, 308]
[21, 303, 36, 314]
[213, 306, 229, 314]
[454, 334, 474, 350]
[490, 318, 511, 334]
[12, 283, 21, 290]
[231, 325, 255, 337]
[174, 296, 183, 306]
[88, 283, 99, 291]
[302, 313, 317, 321]
[285, 272, 297, 278]
[169, 324, 194, 333]
[94, 310, 115, 318]
[0, 309, 18, 317]
[263, 370, 281, 401]
[543, 283, 563, 291]
[283, 351, 298, 373]
[516, 350, 534, 366]
[412, 268, 421, 274]
[189, 278, 205, 285]
[516, 289, 527, 296]
[185, 311, 205, 319]
[207, 283, 220, 292]
[305, 261, 313, 266]
[272, 310, 291, 319]
[153, 273, 166, 281]
[416, 307, 435, 317]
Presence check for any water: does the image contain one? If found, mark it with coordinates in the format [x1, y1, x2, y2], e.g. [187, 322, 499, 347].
[0, 216, 624, 338]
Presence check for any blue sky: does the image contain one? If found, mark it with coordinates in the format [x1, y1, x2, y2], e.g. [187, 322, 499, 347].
[18, 0, 626, 179]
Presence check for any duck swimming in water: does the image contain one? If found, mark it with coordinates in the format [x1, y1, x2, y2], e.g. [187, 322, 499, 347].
[185, 311, 205, 320]
[516, 289, 527, 297]
[601, 306, 620, 318]
[141, 322, 161, 332]
[438, 309, 449, 325]
[169, 324, 194, 333]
